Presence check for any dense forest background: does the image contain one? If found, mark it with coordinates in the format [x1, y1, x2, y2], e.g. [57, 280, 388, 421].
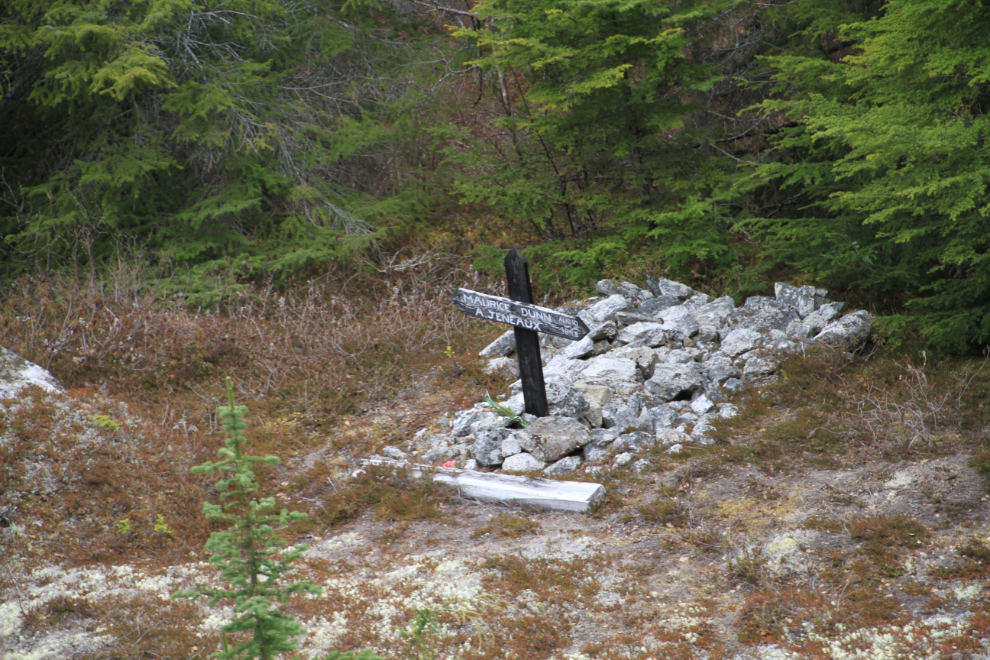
[1, 0, 988, 352]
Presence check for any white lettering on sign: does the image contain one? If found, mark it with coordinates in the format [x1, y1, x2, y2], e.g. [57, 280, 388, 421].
[452, 288, 589, 341]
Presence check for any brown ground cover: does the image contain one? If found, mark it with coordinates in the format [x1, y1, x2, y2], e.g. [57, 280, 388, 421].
[2, 264, 990, 659]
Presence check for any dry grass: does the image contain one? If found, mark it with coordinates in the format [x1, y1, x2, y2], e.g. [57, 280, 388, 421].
[470, 513, 542, 539]
[0, 386, 213, 566]
[0, 258, 501, 428]
[315, 463, 454, 529]
[0, 257, 514, 578]
[710, 344, 990, 470]
[5, 264, 990, 660]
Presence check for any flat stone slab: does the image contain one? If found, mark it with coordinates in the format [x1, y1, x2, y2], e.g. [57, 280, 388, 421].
[361, 457, 605, 513]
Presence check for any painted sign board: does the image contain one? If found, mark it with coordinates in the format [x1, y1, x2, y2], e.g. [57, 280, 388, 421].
[451, 289, 589, 341]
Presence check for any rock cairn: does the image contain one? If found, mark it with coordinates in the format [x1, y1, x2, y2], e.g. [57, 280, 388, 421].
[407, 279, 871, 475]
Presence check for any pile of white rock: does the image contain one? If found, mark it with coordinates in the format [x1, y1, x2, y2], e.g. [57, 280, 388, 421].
[404, 278, 871, 476]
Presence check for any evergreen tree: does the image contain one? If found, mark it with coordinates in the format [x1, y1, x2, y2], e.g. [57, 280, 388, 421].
[735, 0, 990, 351]
[446, 0, 760, 286]
[174, 378, 318, 659]
[0, 0, 449, 278]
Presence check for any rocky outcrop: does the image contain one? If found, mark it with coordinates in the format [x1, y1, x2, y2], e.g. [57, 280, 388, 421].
[410, 279, 871, 476]
[0, 346, 62, 398]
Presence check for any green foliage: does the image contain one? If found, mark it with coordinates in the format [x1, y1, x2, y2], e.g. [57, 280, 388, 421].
[484, 392, 528, 428]
[0, 0, 445, 279]
[735, 0, 990, 351]
[154, 514, 172, 536]
[5, 0, 988, 351]
[449, 0, 745, 289]
[321, 652, 383, 660]
[173, 378, 319, 659]
[89, 414, 121, 431]
[400, 608, 439, 660]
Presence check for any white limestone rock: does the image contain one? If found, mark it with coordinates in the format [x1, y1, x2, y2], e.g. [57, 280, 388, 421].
[479, 330, 516, 358]
[656, 428, 691, 448]
[661, 315, 700, 342]
[559, 335, 595, 359]
[722, 377, 746, 395]
[647, 405, 679, 429]
[0, 345, 62, 398]
[803, 302, 844, 335]
[587, 320, 618, 341]
[742, 353, 781, 385]
[544, 456, 582, 477]
[646, 362, 705, 401]
[583, 445, 610, 462]
[595, 279, 622, 296]
[636, 295, 681, 316]
[613, 452, 636, 468]
[501, 433, 524, 457]
[611, 346, 660, 379]
[719, 403, 740, 419]
[511, 416, 593, 463]
[471, 428, 511, 466]
[581, 355, 640, 383]
[545, 375, 591, 418]
[578, 294, 630, 326]
[646, 277, 696, 300]
[719, 328, 765, 357]
[691, 297, 736, 339]
[631, 458, 653, 472]
[774, 283, 819, 318]
[542, 355, 587, 381]
[704, 357, 741, 385]
[812, 310, 871, 348]
[616, 321, 664, 345]
[501, 452, 545, 472]
[574, 384, 612, 408]
[728, 297, 801, 335]
[602, 401, 641, 433]
[690, 394, 715, 416]
[485, 357, 520, 379]
[612, 431, 656, 453]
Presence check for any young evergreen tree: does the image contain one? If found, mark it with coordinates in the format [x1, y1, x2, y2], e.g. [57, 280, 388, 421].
[174, 378, 318, 659]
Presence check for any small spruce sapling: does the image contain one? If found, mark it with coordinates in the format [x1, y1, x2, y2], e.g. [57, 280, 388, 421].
[174, 378, 319, 659]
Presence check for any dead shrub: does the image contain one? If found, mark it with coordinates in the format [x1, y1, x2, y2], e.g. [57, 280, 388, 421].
[481, 554, 600, 607]
[638, 498, 688, 527]
[712, 345, 990, 470]
[726, 547, 766, 586]
[737, 583, 903, 647]
[81, 595, 214, 660]
[0, 387, 212, 566]
[0, 259, 496, 423]
[931, 537, 990, 580]
[317, 463, 452, 527]
[849, 514, 929, 577]
[471, 513, 542, 539]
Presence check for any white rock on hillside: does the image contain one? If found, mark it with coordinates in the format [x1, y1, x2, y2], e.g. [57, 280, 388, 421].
[814, 310, 872, 348]
[0, 345, 63, 398]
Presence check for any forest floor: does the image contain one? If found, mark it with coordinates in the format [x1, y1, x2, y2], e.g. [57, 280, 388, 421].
[2, 266, 990, 660]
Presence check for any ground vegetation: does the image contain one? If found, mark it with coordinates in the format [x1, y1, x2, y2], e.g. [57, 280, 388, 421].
[3, 0, 989, 348]
[3, 0, 990, 658]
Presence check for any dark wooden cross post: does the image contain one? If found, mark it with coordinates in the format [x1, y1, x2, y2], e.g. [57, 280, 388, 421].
[451, 249, 589, 419]
[504, 249, 549, 417]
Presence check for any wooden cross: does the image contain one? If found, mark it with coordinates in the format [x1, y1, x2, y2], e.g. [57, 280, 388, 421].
[452, 249, 590, 417]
